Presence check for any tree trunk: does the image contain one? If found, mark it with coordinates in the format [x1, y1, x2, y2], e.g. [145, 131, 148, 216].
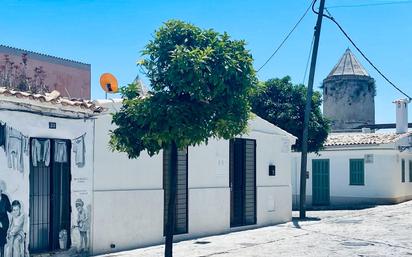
[165, 141, 177, 257]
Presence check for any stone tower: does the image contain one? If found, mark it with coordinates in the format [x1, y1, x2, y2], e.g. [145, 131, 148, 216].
[323, 48, 375, 131]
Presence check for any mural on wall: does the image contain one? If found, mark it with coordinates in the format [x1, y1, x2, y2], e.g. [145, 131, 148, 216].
[0, 112, 93, 257]
[0, 118, 92, 257]
[72, 134, 85, 168]
[0, 182, 26, 257]
[70, 133, 91, 256]
[72, 199, 90, 253]
[4, 200, 25, 257]
[0, 121, 29, 257]
[0, 180, 11, 257]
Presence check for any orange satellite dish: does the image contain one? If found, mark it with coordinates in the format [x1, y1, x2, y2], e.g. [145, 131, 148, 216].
[100, 73, 118, 93]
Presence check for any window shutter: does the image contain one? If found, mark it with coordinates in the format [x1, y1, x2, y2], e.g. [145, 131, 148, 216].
[349, 159, 364, 185]
[175, 149, 188, 234]
[163, 147, 188, 235]
[401, 159, 405, 183]
[409, 160, 412, 183]
[243, 139, 256, 225]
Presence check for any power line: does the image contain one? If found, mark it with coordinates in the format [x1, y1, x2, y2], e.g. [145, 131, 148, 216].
[302, 35, 314, 85]
[327, 0, 412, 9]
[315, 7, 412, 100]
[256, 0, 316, 73]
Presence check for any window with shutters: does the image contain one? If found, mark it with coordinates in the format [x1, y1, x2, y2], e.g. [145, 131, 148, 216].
[229, 138, 256, 227]
[349, 159, 364, 186]
[163, 146, 188, 235]
[409, 160, 412, 183]
[401, 159, 405, 183]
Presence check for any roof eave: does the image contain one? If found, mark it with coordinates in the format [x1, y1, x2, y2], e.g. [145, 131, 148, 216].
[0, 97, 99, 119]
[323, 143, 396, 151]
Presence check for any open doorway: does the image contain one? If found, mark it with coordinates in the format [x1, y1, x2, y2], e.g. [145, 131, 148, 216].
[29, 138, 71, 253]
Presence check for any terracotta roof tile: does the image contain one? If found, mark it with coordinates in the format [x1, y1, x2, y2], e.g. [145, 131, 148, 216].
[0, 87, 103, 113]
[325, 132, 411, 146]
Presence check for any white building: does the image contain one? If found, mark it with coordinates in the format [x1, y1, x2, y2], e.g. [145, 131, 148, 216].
[91, 99, 296, 255]
[0, 89, 297, 256]
[0, 88, 100, 256]
[292, 132, 412, 208]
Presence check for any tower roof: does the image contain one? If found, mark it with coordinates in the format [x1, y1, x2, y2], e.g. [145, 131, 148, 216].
[327, 48, 369, 78]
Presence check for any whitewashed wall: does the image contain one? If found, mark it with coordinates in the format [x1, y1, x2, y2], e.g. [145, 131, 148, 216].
[92, 112, 164, 254]
[91, 102, 296, 255]
[246, 121, 293, 227]
[0, 109, 94, 254]
[394, 151, 412, 202]
[292, 148, 412, 207]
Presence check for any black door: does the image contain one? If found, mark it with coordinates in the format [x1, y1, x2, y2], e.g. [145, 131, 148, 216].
[29, 139, 71, 253]
[230, 138, 256, 227]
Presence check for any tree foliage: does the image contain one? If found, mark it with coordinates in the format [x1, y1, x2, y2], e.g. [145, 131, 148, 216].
[110, 20, 257, 158]
[250, 76, 329, 153]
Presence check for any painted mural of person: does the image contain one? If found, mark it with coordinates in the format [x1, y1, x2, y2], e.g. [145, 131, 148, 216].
[4, 200, 24, 257]
[73, 199, 88, 252]
[0, 180, 11, 257]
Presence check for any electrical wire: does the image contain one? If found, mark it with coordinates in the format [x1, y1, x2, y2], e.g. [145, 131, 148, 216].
[327, 0, 412, 9]
[302, 35, 315, 85]
[256, 0, 316, 73]
[312, 4, 412, 100]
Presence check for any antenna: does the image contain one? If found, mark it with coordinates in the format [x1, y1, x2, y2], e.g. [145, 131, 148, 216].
[64, 88, 72, 99]
[100, 73, 118, 99]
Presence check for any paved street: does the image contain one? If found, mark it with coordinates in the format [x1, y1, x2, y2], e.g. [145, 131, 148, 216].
[101, 200, 412, 257]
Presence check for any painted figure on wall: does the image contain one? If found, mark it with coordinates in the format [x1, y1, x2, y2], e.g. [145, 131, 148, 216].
[0, 181, 11, 257]
[73, 199, 89, 253]
[4, 200, 24, 257]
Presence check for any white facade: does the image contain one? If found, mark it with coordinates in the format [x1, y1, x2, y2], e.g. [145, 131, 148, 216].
[292, 133, 412, 208]
[0, 93, 297, 256]
[0, 93, 97, 256]
[91, 100, 297, 255]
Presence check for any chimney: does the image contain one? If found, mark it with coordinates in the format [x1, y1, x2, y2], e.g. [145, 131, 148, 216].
[393, 99, 410, 134]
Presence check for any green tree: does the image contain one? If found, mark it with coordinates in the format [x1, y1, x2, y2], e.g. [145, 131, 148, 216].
[110, 20, 257, 257]
[250, 76, 329, 153]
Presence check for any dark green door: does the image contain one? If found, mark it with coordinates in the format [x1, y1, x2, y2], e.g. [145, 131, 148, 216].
[312, 159, 330, 206]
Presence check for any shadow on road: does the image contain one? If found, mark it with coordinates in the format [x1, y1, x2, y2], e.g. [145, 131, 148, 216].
[291, 217, 321, 229]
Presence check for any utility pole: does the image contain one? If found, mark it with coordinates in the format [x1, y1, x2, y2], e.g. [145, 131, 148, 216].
[299, 0, 326, 219]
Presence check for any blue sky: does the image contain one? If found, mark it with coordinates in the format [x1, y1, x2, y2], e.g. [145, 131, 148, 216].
[1, 0, 411, 123]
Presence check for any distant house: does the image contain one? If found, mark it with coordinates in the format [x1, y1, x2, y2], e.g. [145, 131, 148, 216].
[292, 49, 412, 208]
[0, 88, 297, 256]
[292, 131, 412, 208]
[0, 45, 91, 99]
